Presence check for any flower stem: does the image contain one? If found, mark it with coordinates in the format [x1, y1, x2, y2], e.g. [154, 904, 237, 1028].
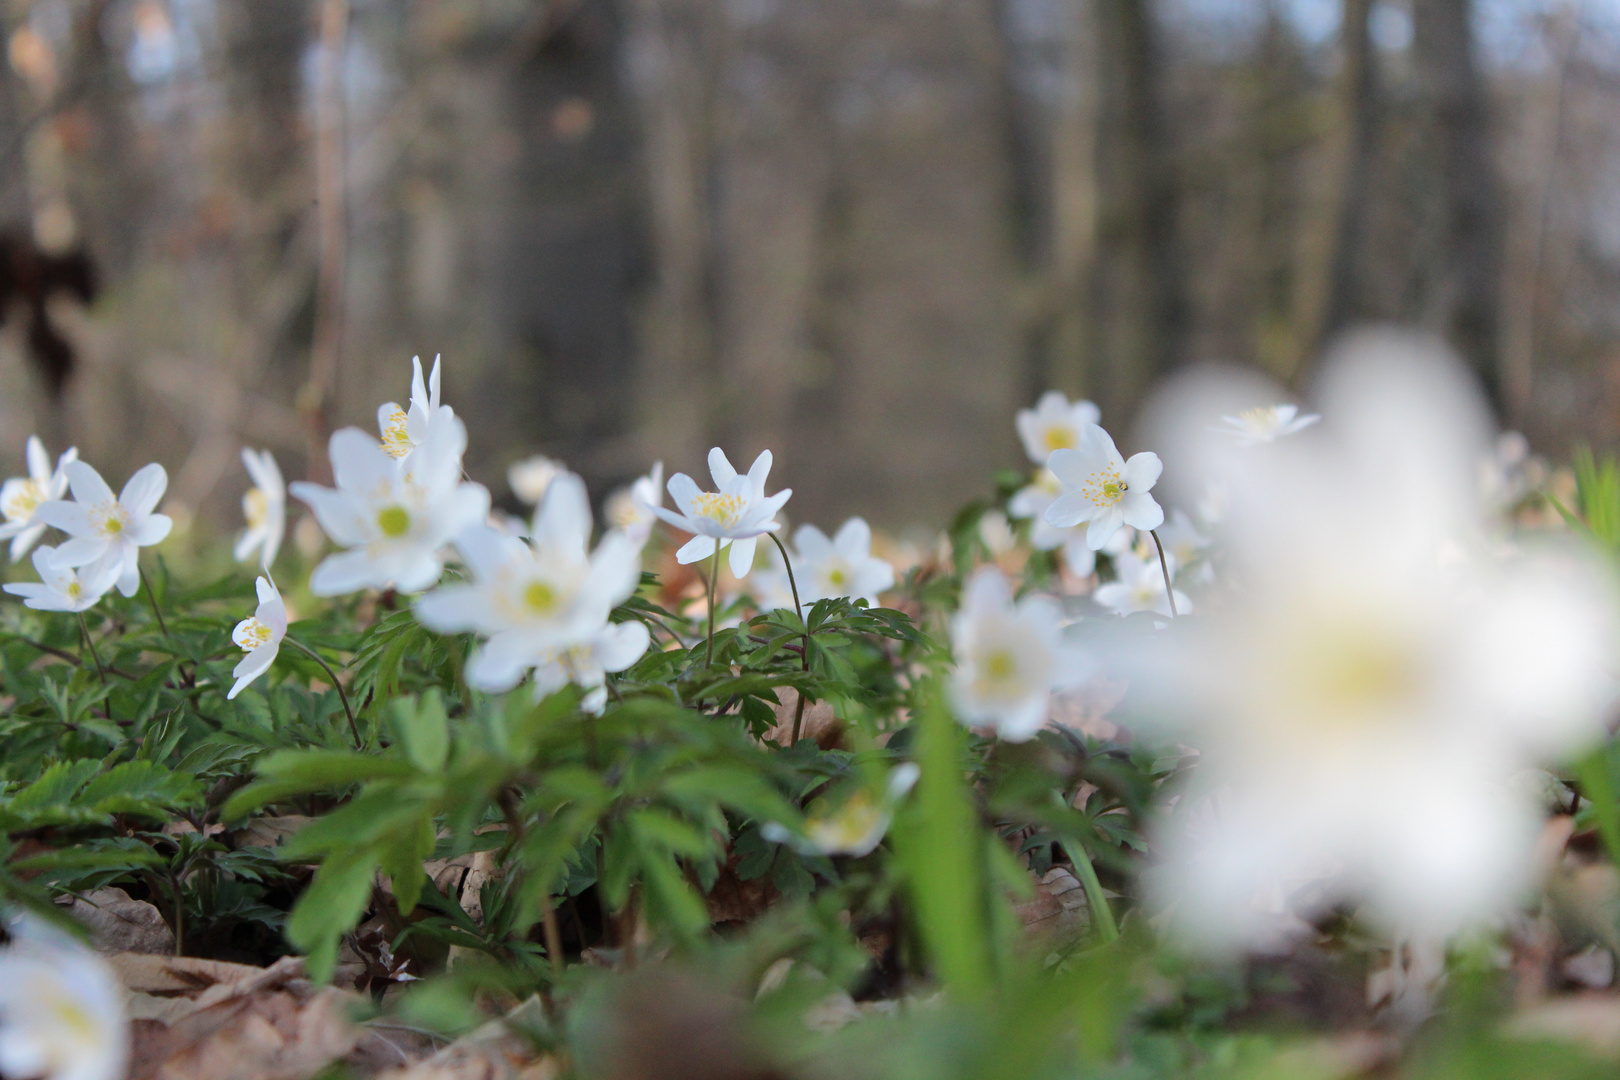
[286, 637, 361, 748]
[77, 612, 107, 685]
[766, 532, 812, 745]
[1149, 529, 1178, 618]
[139, 567, 171, 639]
[705, 541, 721, 669]
[1063, 835, 1119, 944]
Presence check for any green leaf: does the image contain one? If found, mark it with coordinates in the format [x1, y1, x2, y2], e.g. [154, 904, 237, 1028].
[287, 849, 380, 981]
[392, 690, 450, 773]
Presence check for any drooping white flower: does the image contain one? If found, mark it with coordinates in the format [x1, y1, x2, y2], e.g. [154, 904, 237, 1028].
[528, 620, 653, 713]
[653, 448, 792, 579]
[3, 545, 117, 612]
[1214, 403, 1320, 446]
[1043, 424, 1164, 550]
[234, 448, 285, 570]
[791, 518, 894, 606]
[0, 912, 128, 1080]
[948, 567, 1092, 741]
[508, 454, 564, 506]
[414, 471, 644, 694]
[291, 419, 490, 596]
[33, 462, 172, 597]
[604, 461, 664, 548]
[1127, 332, 1619, 947]
[1016, 391, 1101, 467]
[376, 354, 454, 462]
[227, 576, 287, 700]
[764, 763, 921, 857]
[0, 437, 76, 561]
[1093, 549, 1190, 618]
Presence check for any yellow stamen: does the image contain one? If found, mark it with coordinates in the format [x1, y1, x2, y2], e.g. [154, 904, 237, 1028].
[1, 478, 43, 522]
[243, 487, 269, 529]
[691, 491, 745, 528]
[376, 505, 411, 538]
[524, 581, 558, 613]
[1043, 427, 1076, 453]
[1078, 466, 1128, 507]
[233, 617, 274, 651]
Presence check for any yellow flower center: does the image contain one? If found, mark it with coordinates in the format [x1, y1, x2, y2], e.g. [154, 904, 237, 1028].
[66, 580, 81, 599]
[984, 649, 1017, 681]
[807, 791, 884, 851]
[691, 491, 745, 528]
[1078, 467, 1128, 507]
[233, 617, 274, 651]
[91, 501, 130, 538]
[1239, 407, 1278, 434]
[381, 407, 413, 458]
[827, 567, 848, 588]
[1043, 427, 1076, 453]
[244, 487, 269, 528]
[2, 478, 43, 521]
[376, 505, 411, 538]
[524, 581, 559, 613]
[45, 988, 100, 1041]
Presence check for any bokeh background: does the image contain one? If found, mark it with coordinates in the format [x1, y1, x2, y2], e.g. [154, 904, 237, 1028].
[0, 0, 1617, 531]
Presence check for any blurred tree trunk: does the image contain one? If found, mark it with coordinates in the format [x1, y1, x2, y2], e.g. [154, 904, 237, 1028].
[1315, 0, 1379, 359]
[1411, 0, 1502, 404]
[64, 0, 146, 281]
[1094, 0, 1182, 425]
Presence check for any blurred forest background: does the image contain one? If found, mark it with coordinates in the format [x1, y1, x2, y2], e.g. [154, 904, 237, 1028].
[0, 0, 1617, 529]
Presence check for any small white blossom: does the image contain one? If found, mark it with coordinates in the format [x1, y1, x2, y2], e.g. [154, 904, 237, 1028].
[234, 448, 285, 570]
[291, 419, 490, 596]
[1007, 468, 1133, 576]
[508, 454, 565, 506]
[1016, 391, 1101, 467]
[1043, 424, 1165, 550]
[528, 620, 653, 713]
[228, 576, 287, 699]
[949, 567, 1092, 741]
[0, 913, 128, 1080]
[765, 764, 920, 857]
[1214, 403, 1320, 446]
[0, 437, 76, 561]
[604, 461, 664, 547]
[792, 518, 895, 606]
[34, 462, 172, 597]
[3, 545, 117, 612]
[415, 471, 644, 694]
[376, 354, 454, 463]
[1094, 549, 1190, 618]
[654, 448, 792, 579]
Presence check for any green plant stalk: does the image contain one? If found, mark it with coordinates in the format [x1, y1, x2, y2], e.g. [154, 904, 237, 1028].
[285, 637, 361, 748]
[139, 566, 171, 638]
[705, 542, 721, 669]
[1149, 530, 1178, 618]
[76, 612, 107, 685]
[1061, 832, 1119, 944]
[1578, 745, 1620, 869]
[766, 532, 812, 744]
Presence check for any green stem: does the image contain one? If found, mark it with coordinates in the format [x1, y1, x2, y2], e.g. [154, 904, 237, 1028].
[766, 532, 812, 745]
[76, 612, 107, 685]
[139, 566, 170, 638]
[1062, 834, 1119, 944]
[285, 637, 361, 748]
[1149, 529, 1178, 618]
[705, 541, 721, 669]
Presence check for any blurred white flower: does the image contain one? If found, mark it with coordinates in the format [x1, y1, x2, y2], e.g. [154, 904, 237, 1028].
[228, 576, 287, 699]
[0, 436, 76, 561]
[1128, 332, 1619, 947]
[1478, 431, 1545, 517]
[415, 471, 644, 694]
[949, 567, 1092, 741]
[1214, 403, 1320, 446]
[1094, 549, 1190, 618]
[1043, 424, 1164, 550]
[508, 454, 564, 506]
[291, 420, 490, 596]
[978, 508, 1018, 557]
[792, 518, 895, 606]
[528, 620, 652, 713]
[1016, 391, 1101, 467]
[3, 545, 117, 612]
[1154, 508, 1212, 585]
[604, 461, 664, 547]
[0, 912, 127, 1080]
[34, 462, 172, 597]
[654, 448, 792, 579]
[376, 354, 453, 462]
[234, 448, 285, 570]
[765, 763, 921, 857]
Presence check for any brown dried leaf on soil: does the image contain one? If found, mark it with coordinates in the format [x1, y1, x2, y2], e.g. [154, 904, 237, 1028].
[63, 886, 175, 955]
[764, 688, 842, 750]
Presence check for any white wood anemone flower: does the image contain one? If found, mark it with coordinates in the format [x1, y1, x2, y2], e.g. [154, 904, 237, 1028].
[604, 461, 663, 548]
[791, 517, 895, 606]
[764, 763, 921, 858]
[1122, 332, 1620, 949]
[1094, 548, 1191, 618]
[228, 576, 287, 699]
[1154, 508, 1213, 585]
[376, 354, 456, 464]
[0, 436, 76, 561]
[33, 461, 172, 597]
[508, 454, 564, 506]
[234, 448, 285, 570]
[1043, 424, 1165, 551]
[0, 912, 128, 1080]
[1016, 390, 1101, 467]
[948, 567, 1093, 741]
[414, 471, 645, 694]
[654, 448, 792, 579]
[292, 418, 490, 596]
[1214, 403, 1320, 446]
[528, 620, 653, 713]
[1008, 467, 1135, 576]
[2, 545, 118, 612]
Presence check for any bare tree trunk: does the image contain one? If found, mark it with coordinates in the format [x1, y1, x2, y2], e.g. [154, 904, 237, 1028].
[303, 0, 350, 484]
[1316, 0, 1379, 357]
[1412, 0, 1503, 404]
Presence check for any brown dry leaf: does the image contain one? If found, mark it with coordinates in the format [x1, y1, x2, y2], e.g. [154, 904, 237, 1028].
[377, 996, 561, 1080]
[1505, 995, 1620, 1055]
[65, 887, 175, 955]
[764, 688, 842, 749]
[1014, 867, 1090, 944]
[232, 815, 313, 850]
